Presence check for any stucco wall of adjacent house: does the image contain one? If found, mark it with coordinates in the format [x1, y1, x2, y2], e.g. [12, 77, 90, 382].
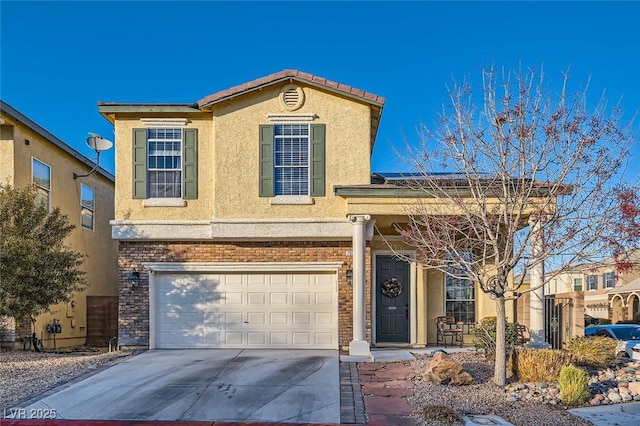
[0, 110, 118, 348]
[111, 83, 372, 222]
[0, 124, 16, 184]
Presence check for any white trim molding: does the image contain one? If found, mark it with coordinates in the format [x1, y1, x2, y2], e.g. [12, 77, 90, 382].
[140, 118, 189, 128]
[143, 198, 187, 207]
[267, 113, 316, 122]
[269, 196, 315, 205]
[142, 261, 345, 273]
[110, 218, 356, 241]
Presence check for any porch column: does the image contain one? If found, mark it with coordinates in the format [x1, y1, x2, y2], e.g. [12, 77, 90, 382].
[529, 217, 547, 347]
[349, 215, 371, 357]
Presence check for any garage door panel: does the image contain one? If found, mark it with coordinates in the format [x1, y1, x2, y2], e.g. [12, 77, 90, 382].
[315, 312, 333, 325]
[225, 332, 244, 345]
[270, 332, 288, 345]
[155, 272, 337, 349]
[269, 274, 289, 286]
[224, 292, 243, 304]
[248, 332, 266, 345]
[292, 333, 311, 345]
[292, 293, 310, 305]
[270, 312, 288, 325]
[315, 293, 333, 305]
[247, 312, 266, 325]
[270, 293, 288, 304]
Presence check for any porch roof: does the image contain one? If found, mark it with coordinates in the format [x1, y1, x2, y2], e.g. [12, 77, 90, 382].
[607, 278, 640, 295]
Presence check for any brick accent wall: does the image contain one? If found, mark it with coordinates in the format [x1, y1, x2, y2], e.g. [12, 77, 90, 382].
[118, 241, 372, 349]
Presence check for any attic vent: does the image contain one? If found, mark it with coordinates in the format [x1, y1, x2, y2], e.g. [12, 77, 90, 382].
[283, 89, 299, 106]
[280, 84, 304, 111]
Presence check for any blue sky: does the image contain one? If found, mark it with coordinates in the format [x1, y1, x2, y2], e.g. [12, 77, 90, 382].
[2, 1, 639, 178]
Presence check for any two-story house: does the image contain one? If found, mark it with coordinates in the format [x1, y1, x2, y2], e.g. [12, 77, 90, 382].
[1, 100, 118, 348]
[545, 250, 640, 325]
[99, 70, 523, 356]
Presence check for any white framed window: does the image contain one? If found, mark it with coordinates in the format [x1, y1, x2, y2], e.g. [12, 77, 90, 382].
[80, 184, 95, 231]
[32, 158, 51, 210]
[274, 123, 309, 196]
[148, 128, 182, 198]
[604, 272, 616, 289]
[587, 275, 598, 291]
[573, 277, 583, 291]
[445, 252, 475, 323]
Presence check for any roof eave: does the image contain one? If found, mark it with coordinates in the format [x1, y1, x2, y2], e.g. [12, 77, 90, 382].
[1, 100, 115, 182]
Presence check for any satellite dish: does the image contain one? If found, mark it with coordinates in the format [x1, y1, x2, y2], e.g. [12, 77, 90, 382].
[73, 132, 113, 179]
[86, 133, 113, 152]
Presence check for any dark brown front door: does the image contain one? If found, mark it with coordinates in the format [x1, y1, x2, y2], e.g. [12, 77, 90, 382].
[375, 255, 409, 343]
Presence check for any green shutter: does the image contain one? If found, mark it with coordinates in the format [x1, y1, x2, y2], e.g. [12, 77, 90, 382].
[183, 129, 198, 199]
[310, 124, 326, 196]
[132, 128, 147, 199]
[259, 125, 274, 197]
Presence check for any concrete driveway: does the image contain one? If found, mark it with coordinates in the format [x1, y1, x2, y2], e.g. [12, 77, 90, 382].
[24, 349, 340, 423]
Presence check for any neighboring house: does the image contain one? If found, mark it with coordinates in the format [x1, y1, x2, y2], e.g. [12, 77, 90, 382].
[606, 250, 640, 323]
[0, 100, 118, 348]
[98, 70, 528, 355]
[545, 251, 640, 324]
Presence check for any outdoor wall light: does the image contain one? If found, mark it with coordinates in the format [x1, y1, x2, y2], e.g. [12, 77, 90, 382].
[346, 269, 353, 286]
[128, 270, 141, 288]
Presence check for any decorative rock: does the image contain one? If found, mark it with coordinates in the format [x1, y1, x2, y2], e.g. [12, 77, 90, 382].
[622, 393, 633, 401]
[422, 352, 474, 385]
[618, 381, 629, 388]
[609, 393, 622, 403]
[629, 382, 640, 394]
[590, 398, 601, 406]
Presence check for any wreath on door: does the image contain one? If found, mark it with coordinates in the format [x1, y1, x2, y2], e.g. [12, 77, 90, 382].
[381, 278, 403, 298]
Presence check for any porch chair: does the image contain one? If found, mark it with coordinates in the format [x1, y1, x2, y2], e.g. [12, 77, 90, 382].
[435, 316, 464, 347]
[515, 324, 530, 346]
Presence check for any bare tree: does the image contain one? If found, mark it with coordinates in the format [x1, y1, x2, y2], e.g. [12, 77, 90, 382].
[392, 66, 638, 386]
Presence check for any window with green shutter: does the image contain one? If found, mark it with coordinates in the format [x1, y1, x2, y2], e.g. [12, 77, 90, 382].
[259, 123, 325, 197]
[132, 127, 197, 199]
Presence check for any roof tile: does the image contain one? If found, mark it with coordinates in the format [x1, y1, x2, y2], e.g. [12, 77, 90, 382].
[197, 69, 384, 108]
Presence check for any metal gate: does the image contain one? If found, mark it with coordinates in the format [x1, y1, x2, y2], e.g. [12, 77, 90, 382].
[544, 296, 573, 349]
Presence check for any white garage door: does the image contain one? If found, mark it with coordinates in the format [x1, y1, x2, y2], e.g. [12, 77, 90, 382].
[154, 272, 338, 349]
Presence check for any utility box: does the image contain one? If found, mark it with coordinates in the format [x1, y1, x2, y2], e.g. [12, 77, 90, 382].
[46, 320, 62, 334]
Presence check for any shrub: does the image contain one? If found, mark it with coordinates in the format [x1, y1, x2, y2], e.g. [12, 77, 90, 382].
[558, 365, 590, 406]
[567, 336, 618, 367]
[598, 318, 612, 325]
[472, 317, 520, 361]
[417, 404, 461, 425]
[511, 348, 575, 382]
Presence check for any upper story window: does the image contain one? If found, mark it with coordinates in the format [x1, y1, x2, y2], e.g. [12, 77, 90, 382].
[80, 184, 95, 230]
[132, 126, 197, 201]
[573, 277, 583, 291]
[274, 124, 309, 196]
[259, 123, 325, 198]
[603, 271, 616, 289]
[148, 128, 182, 198]
[587, 275, 598, 291]
[32, 158, 51, 210]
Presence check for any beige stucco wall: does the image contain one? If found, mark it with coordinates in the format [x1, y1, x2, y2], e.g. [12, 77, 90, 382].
[0, 111, 118, 347]
[0, 124, 16, 184]
[113, 113, 212, 220]
[112, 83, 372, 221]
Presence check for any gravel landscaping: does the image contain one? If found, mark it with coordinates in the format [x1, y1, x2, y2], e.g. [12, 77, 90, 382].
[408, 352, 595, 426]
[0, 348, 134, 408]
